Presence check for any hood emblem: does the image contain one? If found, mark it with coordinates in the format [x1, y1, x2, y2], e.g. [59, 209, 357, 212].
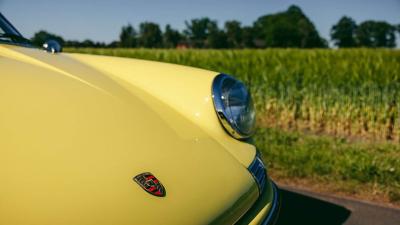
[134, 172, 166, 197]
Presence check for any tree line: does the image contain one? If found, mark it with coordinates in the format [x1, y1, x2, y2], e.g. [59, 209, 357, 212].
[331, 17, 398, 48]
[31, 5, 400, 49]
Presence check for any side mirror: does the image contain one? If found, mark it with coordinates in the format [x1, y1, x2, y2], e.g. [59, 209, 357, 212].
[43, 40, 62, 53]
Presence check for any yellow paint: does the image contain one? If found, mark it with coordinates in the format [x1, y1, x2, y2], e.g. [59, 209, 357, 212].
[236, 179, 276, 225]
[0, 44, 275, 225]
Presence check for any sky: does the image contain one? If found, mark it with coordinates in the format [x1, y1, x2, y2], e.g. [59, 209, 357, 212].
[0, 0, 399, 46]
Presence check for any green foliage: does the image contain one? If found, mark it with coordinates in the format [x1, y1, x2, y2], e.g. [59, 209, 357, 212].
[253, 5, 327, 48]
[31, 30, 64, 47]
[184, 17, 217, 48]
[65, 39, 108, 48]
[163, 24, 183, 48]
[119, 24, 137, 47]
[255, 128, 400, 184]
[331, 17, 398, 48]
[224, 20, 243, 48]
[241, 26, 255, 48]
[331, 16, 358, 48]
[356, 21, 397, 48]
[138, 22, 163, 48]
[206, 22, 228, 49]
[255, 128, 400, 201]
[32, 4, 398, 49]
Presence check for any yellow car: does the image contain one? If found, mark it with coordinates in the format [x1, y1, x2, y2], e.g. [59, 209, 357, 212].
[0, 13, 280, 225]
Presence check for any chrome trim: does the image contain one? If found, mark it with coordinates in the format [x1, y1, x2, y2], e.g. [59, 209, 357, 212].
[248, 151, 267, 194]
[211, 73, 254, 139]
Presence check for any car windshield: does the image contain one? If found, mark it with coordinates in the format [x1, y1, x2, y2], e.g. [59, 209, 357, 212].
[0, 13, 31, 45]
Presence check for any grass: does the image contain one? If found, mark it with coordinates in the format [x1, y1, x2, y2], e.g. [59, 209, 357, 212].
[255, 127, 400, 204]
[65, 48, 400, 204]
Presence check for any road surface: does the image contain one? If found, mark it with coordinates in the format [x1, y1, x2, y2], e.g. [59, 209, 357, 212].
[275, 184, 400, 225]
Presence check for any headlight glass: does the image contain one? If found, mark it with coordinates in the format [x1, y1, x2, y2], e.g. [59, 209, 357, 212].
[212, 74, 255, 139]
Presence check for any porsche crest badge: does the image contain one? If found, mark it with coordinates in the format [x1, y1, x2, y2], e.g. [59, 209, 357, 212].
[134, 172, 166, 197]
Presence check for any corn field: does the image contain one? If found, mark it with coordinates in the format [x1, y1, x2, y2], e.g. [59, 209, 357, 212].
[66, 48, 400, 142]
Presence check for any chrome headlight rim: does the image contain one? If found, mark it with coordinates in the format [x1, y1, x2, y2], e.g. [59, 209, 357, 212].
[212, 73, 255, 139]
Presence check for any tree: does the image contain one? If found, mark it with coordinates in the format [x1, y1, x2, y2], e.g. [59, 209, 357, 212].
[184, 18, 229, 48]
[241, 26, 255, 48]
[31, 30, 64, 47]
[253, 5, 326, 48]
[64, 39, 107, 48]
[331, 16, 357, 48]
[107, 41, 119, 48]
[137, 22, 162, 48]
[119, 24, 137, 47]
[184, 17, 212, 48]
[224, 20, 242, 48]
[163, 24, 182, 48]
[397, 24, 400, 42]
[356, 21, 397, 48]
[206, 22, 228, 48]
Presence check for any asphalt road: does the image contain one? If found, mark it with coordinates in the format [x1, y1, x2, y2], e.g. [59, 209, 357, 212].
[275, 185, 400, 225]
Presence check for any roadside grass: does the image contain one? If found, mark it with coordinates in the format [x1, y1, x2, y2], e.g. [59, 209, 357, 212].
[256, 127, 400, 205]
[64, 48, 400, 205]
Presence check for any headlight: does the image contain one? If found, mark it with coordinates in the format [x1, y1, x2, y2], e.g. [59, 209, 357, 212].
[212, 74, 256, 139]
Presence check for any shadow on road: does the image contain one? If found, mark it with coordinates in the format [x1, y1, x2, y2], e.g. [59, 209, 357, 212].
[276, 188, 351, 225]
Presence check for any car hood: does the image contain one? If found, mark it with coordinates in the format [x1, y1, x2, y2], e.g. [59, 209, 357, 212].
[0, 45, 258, 225]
